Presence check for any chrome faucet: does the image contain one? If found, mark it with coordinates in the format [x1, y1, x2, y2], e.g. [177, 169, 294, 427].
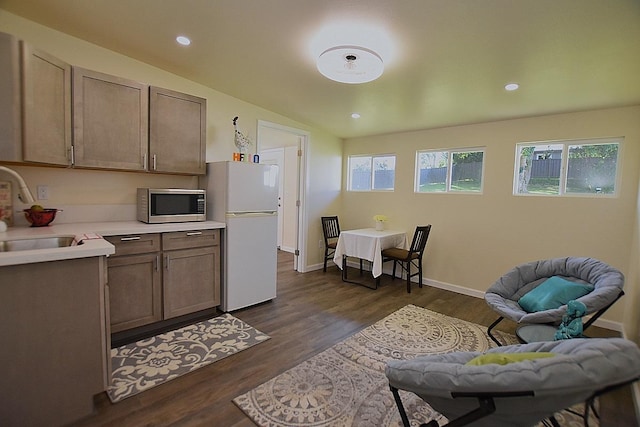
[0, 166, 36, 204]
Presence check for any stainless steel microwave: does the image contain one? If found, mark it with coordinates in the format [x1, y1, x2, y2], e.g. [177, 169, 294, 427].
[137, 188, 206, 223]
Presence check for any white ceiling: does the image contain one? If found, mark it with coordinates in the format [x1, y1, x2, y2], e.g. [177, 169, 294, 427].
[2, 0, 639, 139]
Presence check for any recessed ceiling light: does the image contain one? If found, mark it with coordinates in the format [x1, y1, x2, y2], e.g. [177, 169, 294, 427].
[176, 36, 191, 46]
[505, 83, 519, 91]
[317, 46, 384, 84]
[351, 113, 361, 119]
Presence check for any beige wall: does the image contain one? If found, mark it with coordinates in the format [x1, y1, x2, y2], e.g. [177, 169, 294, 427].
[343, 106, 640, 331]
[0, 10, 342, 265]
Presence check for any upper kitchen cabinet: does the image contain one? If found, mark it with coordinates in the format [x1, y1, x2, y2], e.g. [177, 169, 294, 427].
[1, 32, 206, 175]
[0, 32, 22, 162]
[149, 86, 206, 175]
[21, 42, 72, 166]
[73, 67, 149, 171]
[0, 33, 71, 166]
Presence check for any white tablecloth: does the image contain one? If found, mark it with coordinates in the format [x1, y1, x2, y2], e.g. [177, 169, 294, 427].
[333, 228, 407, 277]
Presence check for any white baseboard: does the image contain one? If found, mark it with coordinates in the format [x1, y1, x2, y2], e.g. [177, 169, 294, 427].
[307, 262, 326, 272]
[423, 277, 485, 299]
[311, 259, 625, 332]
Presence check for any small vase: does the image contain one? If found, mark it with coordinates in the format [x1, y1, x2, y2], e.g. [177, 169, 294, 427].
[375, 220, 384, 231]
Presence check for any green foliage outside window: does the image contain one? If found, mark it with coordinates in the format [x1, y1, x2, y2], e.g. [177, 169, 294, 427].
[515, 140, 620, 196]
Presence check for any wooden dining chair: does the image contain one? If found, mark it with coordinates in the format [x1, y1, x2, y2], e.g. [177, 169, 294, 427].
[380, 225, 432, 292]
[321, 216, 340, 272]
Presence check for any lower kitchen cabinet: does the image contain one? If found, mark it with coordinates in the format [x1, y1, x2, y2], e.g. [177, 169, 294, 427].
[162, 229, 221, 319]
[104, 233, 162, 333]
[107, 252, 162, 332]
[105, 229, 221, 333]
[0, 256, 109, 426]
[163, 245, 220, 318]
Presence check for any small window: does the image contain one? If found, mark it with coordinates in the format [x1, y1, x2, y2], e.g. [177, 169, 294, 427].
[514, 138, 621, 196]
[415, 148, 485, 193]
[348, 154, 395, 191]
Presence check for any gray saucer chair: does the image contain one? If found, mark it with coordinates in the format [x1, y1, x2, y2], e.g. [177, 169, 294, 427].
[484, 257, 624, 346]
[386, 338, 640, 427]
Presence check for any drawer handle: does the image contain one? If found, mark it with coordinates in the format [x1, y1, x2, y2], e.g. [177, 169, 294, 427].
[186, 231, 203, 236]
[120, 236, 141, 241]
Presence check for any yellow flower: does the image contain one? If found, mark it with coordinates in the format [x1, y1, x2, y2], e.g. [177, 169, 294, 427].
[373, 215, 388, 222]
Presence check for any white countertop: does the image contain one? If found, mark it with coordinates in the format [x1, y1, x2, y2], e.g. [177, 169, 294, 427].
[0, 220, 226, 267]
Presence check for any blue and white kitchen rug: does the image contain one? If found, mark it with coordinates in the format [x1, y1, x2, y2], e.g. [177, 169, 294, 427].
[107, 313, 270, 402]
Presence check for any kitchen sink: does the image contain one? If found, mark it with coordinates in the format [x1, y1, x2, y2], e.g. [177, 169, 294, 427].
[0, 236, 76, 252]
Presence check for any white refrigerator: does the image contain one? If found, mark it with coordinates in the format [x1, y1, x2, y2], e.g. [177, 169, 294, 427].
[200, 161, 279, 311]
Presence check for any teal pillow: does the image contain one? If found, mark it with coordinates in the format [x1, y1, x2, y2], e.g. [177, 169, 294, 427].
[518, 276, 594, 313]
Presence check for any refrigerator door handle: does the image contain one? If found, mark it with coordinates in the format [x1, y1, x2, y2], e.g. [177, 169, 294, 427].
[226, 211, 277, 218]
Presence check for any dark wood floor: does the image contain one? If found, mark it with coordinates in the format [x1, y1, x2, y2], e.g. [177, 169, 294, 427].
[71, 251, 637, 427]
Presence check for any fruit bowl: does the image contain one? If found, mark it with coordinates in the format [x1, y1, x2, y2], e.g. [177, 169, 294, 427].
[23, 208, 59, 227]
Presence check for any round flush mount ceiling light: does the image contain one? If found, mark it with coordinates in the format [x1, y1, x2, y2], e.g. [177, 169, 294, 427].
[317, 46, 384, 84]
[505, 82, 520, 91]
[176, 35, 191, 46]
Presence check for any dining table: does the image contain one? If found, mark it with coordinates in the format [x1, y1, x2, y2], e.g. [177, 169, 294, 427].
[333, 228, 407, 288]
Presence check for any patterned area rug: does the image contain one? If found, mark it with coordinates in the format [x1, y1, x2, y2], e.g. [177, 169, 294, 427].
[234, 304, 595, 427]
[108, 313, 269, 403]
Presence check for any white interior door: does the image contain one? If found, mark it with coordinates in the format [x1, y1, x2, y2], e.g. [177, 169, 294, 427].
[258, 148, 285, 249]
[281, 146, 298, 253]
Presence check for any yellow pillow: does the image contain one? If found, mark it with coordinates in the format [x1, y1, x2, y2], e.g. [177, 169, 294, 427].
[466, 352, 556, 366]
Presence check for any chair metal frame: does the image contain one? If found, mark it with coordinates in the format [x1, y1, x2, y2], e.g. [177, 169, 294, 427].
[390, 386, 545, 427]
[487, 289, 625, 346]
[378, 224, 431, 292]
[321, 216, 340, 272]
[391, 375, 640, 427]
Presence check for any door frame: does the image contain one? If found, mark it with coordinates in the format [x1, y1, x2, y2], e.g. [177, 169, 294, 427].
[257, 120, 309, 272]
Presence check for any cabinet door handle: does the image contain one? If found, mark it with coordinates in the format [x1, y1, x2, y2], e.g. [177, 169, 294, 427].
[165, 254, 169, 270]
[120, 236, 141, 241]
[186, 231, 203, 236]
[155, 255, 159, 271]
[152, 154, 157, 171]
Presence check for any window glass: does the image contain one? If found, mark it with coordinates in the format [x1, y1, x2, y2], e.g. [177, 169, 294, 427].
[348, 156, 371, 191]
[373, 156, 395, 190]
[416, 149, 484, 193]
[451, 151, 484, 192]
[514, 139, 620, 196]
[348, 154, 395, 191]
[416, 151, 448, 192]
[566, 143, 619, 194]
[515, 144, 563, 195]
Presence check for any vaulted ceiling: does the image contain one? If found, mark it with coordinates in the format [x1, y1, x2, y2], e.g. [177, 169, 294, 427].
[2, 0, 639, 138]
